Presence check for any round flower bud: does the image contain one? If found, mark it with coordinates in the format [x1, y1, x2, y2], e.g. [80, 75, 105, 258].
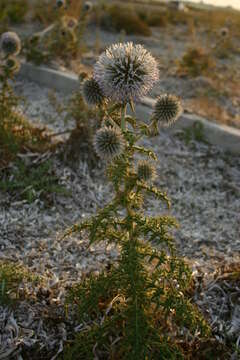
[82, 78, 105, 106]
[94, 42, 159, 103]
[4, 56, 21, 74]
[219, 27, 229, 38]
[56, 0, 65, 8]
[137, 161, 156, 182]
[153, 94, 182, 127]
[83, 1, 93, 12]
[0, 32, 21, 57]
[94, 126, 125, 160]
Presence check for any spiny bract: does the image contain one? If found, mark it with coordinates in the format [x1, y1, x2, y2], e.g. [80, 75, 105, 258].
[94, 126, 125, 160]
[153, 94, 182, 127]
[137, 160, 156, 182]
[0, 32, 21, 57]
[94, 42, 159, 103]
[82, 78, 105, 107]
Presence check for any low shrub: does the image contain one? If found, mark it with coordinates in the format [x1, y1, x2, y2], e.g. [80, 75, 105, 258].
[178, 47, 215, 77]
[144, 11, 169, 28]
[0, 0, 28, 24]
[100, 4, 151, 36]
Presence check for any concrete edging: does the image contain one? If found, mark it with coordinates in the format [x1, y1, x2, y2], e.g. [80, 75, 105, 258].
[18, 62, 240, 155]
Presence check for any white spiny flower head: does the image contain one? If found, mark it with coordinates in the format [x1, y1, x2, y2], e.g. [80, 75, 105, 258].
[94, 42, 159, 103]
[82, 78, 105, 107]
[0, 32, 21, 57]
[94, 126, 125, 160]
[153, 94, 182, 127]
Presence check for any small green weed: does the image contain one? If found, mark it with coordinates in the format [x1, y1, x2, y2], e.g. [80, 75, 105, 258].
[179, 121, 207, 145]
[0, 261, 38, 305]
[0, 159, 69, 203]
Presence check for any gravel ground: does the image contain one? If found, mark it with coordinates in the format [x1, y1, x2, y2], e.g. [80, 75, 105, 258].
[0, 77, 237, 277]
[0, 79, 240, 358]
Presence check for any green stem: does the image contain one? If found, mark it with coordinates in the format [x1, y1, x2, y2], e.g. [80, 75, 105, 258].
[121, 104, 127, 132]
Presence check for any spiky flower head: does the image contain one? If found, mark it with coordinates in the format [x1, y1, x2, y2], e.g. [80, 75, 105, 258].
[56, 0, 65, 8]
[0, 32, 21, 57]
[83, 1, 93, 12]
[94, 42, 159, 103]
[219, 27, 229, 38]
[4, 56, 21, 74]
[137, 161, 156, 182]
[94, 126, 125, 160]
[153, 94, 182, 127]
[82, 78, 105, 107]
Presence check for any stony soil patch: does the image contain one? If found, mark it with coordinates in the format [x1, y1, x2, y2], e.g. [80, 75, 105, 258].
[0, 79, 239, 358]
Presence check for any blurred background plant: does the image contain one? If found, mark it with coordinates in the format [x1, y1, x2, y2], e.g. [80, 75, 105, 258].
[25, 0, 94, 66]
[177, 47, 216, 77]
[0, 31, 55, 168]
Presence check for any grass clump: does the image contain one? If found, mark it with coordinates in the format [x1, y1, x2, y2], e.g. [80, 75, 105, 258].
[177, 47, 215, 77]
[0, 261, 38, 305]
[0, 159, 68, 204]
[178, 121, 207, 145]
[0, 0, 28, 24]
[63, 42, 210, 359]
[100, 4, 151, 36]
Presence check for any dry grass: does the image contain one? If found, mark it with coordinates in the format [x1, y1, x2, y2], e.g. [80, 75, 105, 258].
[32, 0, 85, 25]
[187, 97, 240, 129]
[99, 3, 152, 36]
[177, 47, 215, 77]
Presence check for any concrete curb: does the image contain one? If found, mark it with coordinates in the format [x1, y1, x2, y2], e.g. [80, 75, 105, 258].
[18, 62, 240, 155]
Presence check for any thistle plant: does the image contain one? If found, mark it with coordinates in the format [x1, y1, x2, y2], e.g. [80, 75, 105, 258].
[64, 42, 210, 359]
[0, 31, 23, 160]
[0, 32, 48, 165]
[25, 1, 93, 65]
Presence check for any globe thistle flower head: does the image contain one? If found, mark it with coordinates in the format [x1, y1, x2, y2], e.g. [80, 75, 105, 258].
[56, 0, 65, 8]
[153, 94, 182, 127]
[4, 56, 21, 75]
[219, 27, 229, 38]
[0, 32, 21, 57]
[83, 1, 93, 12]
[82, 78, 105, 107]
[94, 126, 125, 160]
[137, 161, 156, 182]
[94, 42, 159, 103]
